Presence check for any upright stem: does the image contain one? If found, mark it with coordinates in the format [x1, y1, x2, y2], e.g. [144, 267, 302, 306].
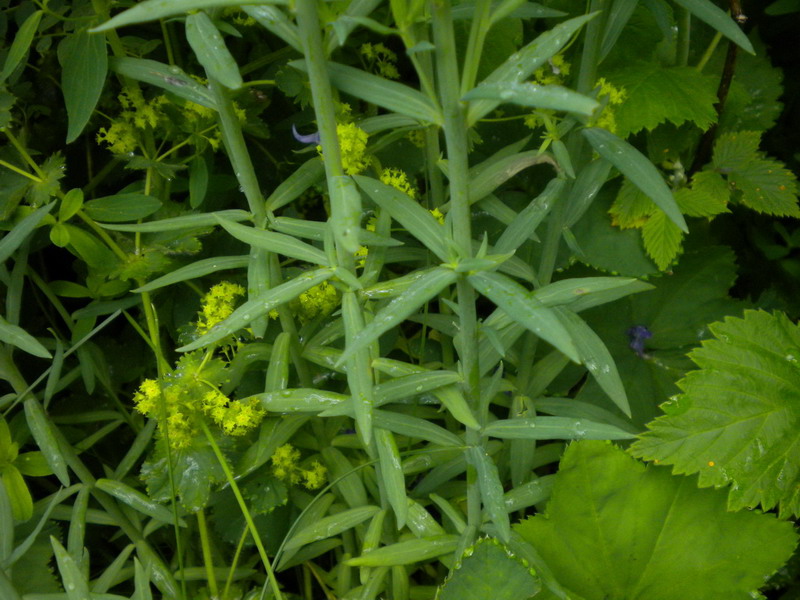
[676, 8, 691, 67]
[430, 0, 482, 541]
[296, 0, 376, 448]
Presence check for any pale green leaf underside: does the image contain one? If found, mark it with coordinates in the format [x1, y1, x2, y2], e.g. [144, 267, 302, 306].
[516, 441, 797, 600]
[631, 310, 800, 517]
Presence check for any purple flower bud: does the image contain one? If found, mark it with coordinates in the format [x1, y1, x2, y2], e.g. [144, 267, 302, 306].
[292, 124, 321, 145]
[627, 325, 652, 358]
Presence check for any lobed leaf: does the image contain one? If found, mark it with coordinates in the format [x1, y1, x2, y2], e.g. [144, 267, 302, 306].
[630, 310, 800, 517]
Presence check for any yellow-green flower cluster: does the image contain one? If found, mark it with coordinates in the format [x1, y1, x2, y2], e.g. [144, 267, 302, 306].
[430, 207, 445, 225]
[297, 280, 339, 321]
[406, 129, 426, 148]
[533, 54, 571, 86]
[318, 123, 369, 175]
[360, 42, 400, 80]
[96, 87, 168, 155]
[271, 444, 327, 489]
[380, 167, 416, 198]
[201, 389, 265, 436]
[195, 281, 246, 335]
[133, 379, 199, 450]
[590, 78, 627, 134]
[133, 374, 265, 450]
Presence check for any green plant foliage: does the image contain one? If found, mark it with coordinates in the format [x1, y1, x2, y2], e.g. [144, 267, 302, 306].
[436, 537, 539, 600]
[577, 247, 742, 427]
[516, 440, 797, 600]
[712, 131, 800, 217]
[606, 63, 718, 138]
[631, 310, 800, 517]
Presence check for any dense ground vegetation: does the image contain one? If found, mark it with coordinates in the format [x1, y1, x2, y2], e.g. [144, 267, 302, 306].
[1, 0, 799, 599]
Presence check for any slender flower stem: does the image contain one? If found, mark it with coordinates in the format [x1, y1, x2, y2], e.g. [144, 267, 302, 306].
[197, 509, 220, 599]
[201, 420, 285, 600]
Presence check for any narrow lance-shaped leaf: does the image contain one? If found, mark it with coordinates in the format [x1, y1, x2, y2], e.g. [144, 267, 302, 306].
[134, 256, 249, 293]
[186, 12, 243, 90]
[95, 479, 186, 526]
[108, 57, 216, 109]
[83, 194, 162, 222]
[178, 268, 334, 351]
[484, 417, 635, 440]
[92, 0, 281, 32]
[0, 203, 54, 264]
[0, 10, 42, 83]
[243, 6, 303, 53]
[554, 307, 630, 417]
[495, 178, 565, 254]
[0, 316, 51, 359]
[468, 446, 511, 543]
[216, 217, 329, 266]
[345, 535, 460, 567]
[354, 175, 449, 261]
[58, 29, 108, 143]
[24, 398, 69, 486]
[467, 13, 596, 124]
[671, 0, 754, 54]
[468, 271, 580, 363]
[583, 127, 687, 232]
[341, 291, 375, 445]
[336, 268, 458, 366]
[284, 505, 381, 551]
[375, 428, 408, 529]
[289, 60, 442, 125]
[463, 83, 598, 116]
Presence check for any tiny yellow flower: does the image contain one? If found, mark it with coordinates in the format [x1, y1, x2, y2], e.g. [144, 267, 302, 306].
[195, 281, 246, 335]
[380, 168, 416, 198]
[301, 461, 328, 490]
[318, 123, 369, 175]
[430, 208, 445, 225]
[406, 129, 426, 148]
[297, 281, 339, 320]
[590, 78, 627, 134]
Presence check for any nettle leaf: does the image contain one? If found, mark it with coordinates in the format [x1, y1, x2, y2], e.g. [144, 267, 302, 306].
[606, 63, 718, 138]
[712, 131, 800, 217]
[516, 441, 797, 600]
[674, 170, 730, 218]
[436, 537, 540, 600]
[641, 209, 683, 271]
[630, 310, 800, 518]
[609, 178, 656, 229]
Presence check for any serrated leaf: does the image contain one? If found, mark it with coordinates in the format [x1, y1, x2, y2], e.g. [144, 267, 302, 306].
[606, 63, 718, 138]
[641, 209, 683, 271]
[609, 178, 656, 229]
[729, 157, 799, 217]
[674, 170, 730, 218]
[630, 310, 800, 517]
[712, 131, 799, 217]
[516, 441, 797, 600]
[436, 537, 539, 600]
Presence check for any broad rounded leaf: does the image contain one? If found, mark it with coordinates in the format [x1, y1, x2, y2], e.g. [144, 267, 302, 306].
[516, 441, 797, 599]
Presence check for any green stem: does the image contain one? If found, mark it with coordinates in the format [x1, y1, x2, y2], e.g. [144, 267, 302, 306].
[200, 420, 285, 600]
[197, 509, 219, 599]
[676, 7, 691, 67]
[430, 0, 482, 543]
[695, 31, 722, 72]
